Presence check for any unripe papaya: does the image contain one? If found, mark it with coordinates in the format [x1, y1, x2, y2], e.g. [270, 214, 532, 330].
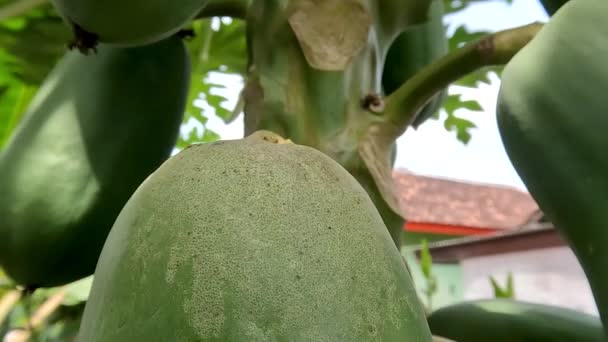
[427, 299, 605, 342]
[496, 0, 608, 334]
[539, 0, 569, 15]
[0, 35, 190, 288]
[381, 0, 448, 128]
[76, 131, 433, 341]
[51, 0, 209, 47]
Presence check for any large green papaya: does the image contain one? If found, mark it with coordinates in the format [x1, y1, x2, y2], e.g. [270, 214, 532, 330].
[51, 0, 209, 48]
[427, 299, 605, 342]
[0, 35, 190, 288]
[76, 131, 433, 342]
[381, 0, 448, 128]
[496, 0, 608, 334]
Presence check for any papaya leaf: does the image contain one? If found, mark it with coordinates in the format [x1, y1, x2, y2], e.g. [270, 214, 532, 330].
[420, 239, 433, 279]
[490, 272, 515, 299]
[443, 93, 483, 114]
[0, 4, 69, 148]
[62, 276, 93, 306]
[442, 94, 478, 145]
[0, 83, 38, 149]
[0, 6, 70, 84]
[179, 17, 247, 146]
[445, 117, 475, 144]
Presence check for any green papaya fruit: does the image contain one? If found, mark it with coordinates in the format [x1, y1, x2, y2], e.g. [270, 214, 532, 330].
[496, 0, 608, 334]
[539, 0, 569, 15]
[0, 35, 190, 288]
[51, 0, 209, 48]
[381, 0, 448, 129]
[76, 131, 433, 342]
[427, 299, 605, 342]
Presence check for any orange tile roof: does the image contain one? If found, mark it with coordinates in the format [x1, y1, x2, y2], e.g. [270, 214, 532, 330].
[393, 169, 539, 230]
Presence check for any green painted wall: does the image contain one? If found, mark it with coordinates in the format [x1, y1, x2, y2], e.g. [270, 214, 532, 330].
[402, 250, 464, 311]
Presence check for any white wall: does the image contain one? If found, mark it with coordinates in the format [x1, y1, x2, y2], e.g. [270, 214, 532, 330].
[461, 247, 599, 316]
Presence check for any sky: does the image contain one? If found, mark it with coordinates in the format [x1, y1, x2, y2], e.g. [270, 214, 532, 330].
[201, 0, 549, 192]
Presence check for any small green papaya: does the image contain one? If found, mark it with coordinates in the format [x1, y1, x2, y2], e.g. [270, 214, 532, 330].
[427, 299, 605, 342]
[381, 0, 448, 128]
[539, 0, 569, 15]
[0, 35, 190, 288]
[76, 131, 433, 342]
[51, 0, 209, 48]
[496, 0, 608, 334]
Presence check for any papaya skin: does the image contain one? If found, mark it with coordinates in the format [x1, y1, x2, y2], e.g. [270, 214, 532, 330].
[51, 0, 210, 48]
[427, 299, 605, 342]
[496, 0, 608, 334]
[76, 131, 432, 342]
[0, 35, 190, 288]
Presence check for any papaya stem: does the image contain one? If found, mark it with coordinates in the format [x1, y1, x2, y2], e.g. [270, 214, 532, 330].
[382, 22, 544, 138]
[197, 0, 250, 19]
[67, 21, 99, 55]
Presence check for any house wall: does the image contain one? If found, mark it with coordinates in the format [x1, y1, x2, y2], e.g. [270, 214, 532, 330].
[402, 232, 464, 246]
[460, 246, 599, 316]
[403, 252, 464, 311]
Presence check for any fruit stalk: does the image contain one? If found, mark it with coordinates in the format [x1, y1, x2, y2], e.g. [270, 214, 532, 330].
[382, 22, 543, 140]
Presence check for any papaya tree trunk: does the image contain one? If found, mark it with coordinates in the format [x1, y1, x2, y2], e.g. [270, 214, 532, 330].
[238, 0, 542, 253]
[241, 0, 435, 248]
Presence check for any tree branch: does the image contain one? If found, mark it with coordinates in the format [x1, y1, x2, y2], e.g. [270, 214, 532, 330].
[197, 0, 250, 19]
[0, 0, 47, 21]
[381, 21, 544, 138]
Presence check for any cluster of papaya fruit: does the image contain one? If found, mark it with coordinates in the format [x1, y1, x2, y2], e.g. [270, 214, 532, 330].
[0, 1, 435, 340]
[2, 0, 608, 340]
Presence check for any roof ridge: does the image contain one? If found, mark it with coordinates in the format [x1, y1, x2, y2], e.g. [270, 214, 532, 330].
[392, 168, 530, 195]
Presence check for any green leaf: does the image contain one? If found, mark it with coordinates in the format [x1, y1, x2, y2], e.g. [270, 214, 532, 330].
[442, 95, 478, 145]
[444, 113, 476, 144]
[0, 84, 37, 149]
[62, 276, 93, 306]
[177, 17, 247, 147]
[439, 91, 483, 144]
[420, 239, 433, 279]
[0, 4, 70, 149]
[0, 6, 70, 84]
[490, 273, 515, 299]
